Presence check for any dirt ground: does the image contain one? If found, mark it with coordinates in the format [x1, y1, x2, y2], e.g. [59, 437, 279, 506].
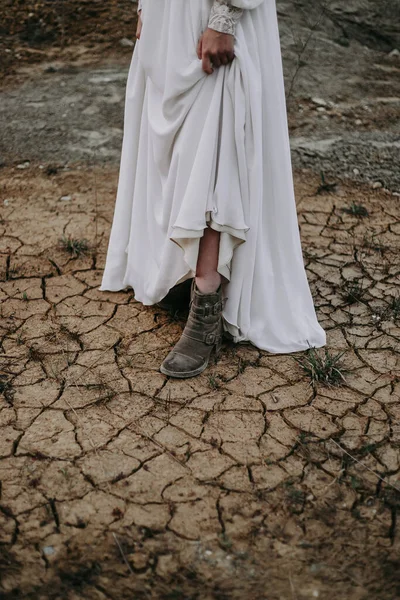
[1, 1, 400, 599]
[1, 165, 400, 599]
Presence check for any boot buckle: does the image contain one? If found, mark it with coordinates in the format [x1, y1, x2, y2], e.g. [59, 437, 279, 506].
[205, 332, 216, 345]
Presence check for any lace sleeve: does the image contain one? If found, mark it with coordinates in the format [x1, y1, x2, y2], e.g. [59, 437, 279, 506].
[208, 0, 244, 36]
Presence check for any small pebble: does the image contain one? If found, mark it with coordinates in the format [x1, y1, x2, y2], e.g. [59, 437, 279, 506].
[60, 195, 72, 201]
[353, 168, 360, 175]
[17, 161, 30, 169]
[372, 181, 383, 189]
[120, 37, 135, 47]
[311, 97, 328, 107]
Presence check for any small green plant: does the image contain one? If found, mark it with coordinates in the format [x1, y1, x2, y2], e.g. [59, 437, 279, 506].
[317, 171, 337, 194]
[390, 295, 400, 320]
[208, 374, 220, 390]
[59, 467, 70, 480]
[59, 235, 89, 258]
[358, 443, 379, 457]
[342, 202, 369, 217]
[59, 324, 81, 343]
[218, 532, 233, 550]
[298, 431, 311, 444]
[28, 346, 44, 362]
[22, 292, 29, 301]
[124, 356, 134, 368]
[238, 357, 252, 374]
[296, 347, 347, 387]
[371, 304, 393, 325]
[0, 376, 14, 402]
[350, 475, 362, 490]
[286, 486, 306, 505]
[342, 279, 365, 304]
[45, 164, 59, 176]
[0, 377, 10, 394]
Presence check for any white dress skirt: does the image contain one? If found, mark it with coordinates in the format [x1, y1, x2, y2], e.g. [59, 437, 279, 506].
[99, 0, 327, 353]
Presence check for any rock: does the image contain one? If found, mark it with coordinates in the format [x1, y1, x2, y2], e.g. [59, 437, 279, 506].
[311, 97, 328, 107]
[388, 49, 400, 58]
[120, 37, 135, 48]
[353, 168, 360, 175]
[372, 181, 383, 189]
[60, 195, 72, 201]
[17, 161, 30, 169]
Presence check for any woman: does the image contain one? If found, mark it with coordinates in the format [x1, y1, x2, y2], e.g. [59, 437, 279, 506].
[99, 0, 326, 378]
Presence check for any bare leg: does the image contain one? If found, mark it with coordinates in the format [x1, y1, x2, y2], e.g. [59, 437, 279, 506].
[160, 226, 223, 377]
[196, 227, 221, 293]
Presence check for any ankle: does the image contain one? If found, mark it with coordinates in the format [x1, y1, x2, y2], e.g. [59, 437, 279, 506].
[195, 274, 221, 294]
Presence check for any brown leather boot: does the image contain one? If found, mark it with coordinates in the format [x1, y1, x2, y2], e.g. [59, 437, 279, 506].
[160, 283, 223, 378]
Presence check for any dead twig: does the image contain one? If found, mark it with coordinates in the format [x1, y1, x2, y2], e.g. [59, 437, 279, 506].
[113, 533, 134, 575]
[330, 439, 400, 494]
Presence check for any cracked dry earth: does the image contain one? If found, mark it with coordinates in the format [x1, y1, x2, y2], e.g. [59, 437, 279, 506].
[0, 165, 400, 600]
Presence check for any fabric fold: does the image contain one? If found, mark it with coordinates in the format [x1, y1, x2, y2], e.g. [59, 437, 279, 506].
[99, 0, 326, 353]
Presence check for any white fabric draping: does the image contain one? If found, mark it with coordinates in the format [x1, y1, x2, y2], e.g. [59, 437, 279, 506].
[99, 0, 326, 353]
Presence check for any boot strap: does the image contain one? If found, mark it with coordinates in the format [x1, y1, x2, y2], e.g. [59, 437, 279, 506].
[183, 329, 222, 346]
[191, 301, 223, 317]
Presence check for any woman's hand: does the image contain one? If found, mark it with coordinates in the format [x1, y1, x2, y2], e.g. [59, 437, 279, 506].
[136, 13, 143, 39]
[197, 28, 235, 75]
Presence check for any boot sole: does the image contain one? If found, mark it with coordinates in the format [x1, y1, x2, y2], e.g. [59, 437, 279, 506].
[160, 342, 223, 378]
[160, 359, 210, 379]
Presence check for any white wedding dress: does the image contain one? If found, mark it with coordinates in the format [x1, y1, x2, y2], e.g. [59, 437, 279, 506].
[99, 0, 326, 353]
